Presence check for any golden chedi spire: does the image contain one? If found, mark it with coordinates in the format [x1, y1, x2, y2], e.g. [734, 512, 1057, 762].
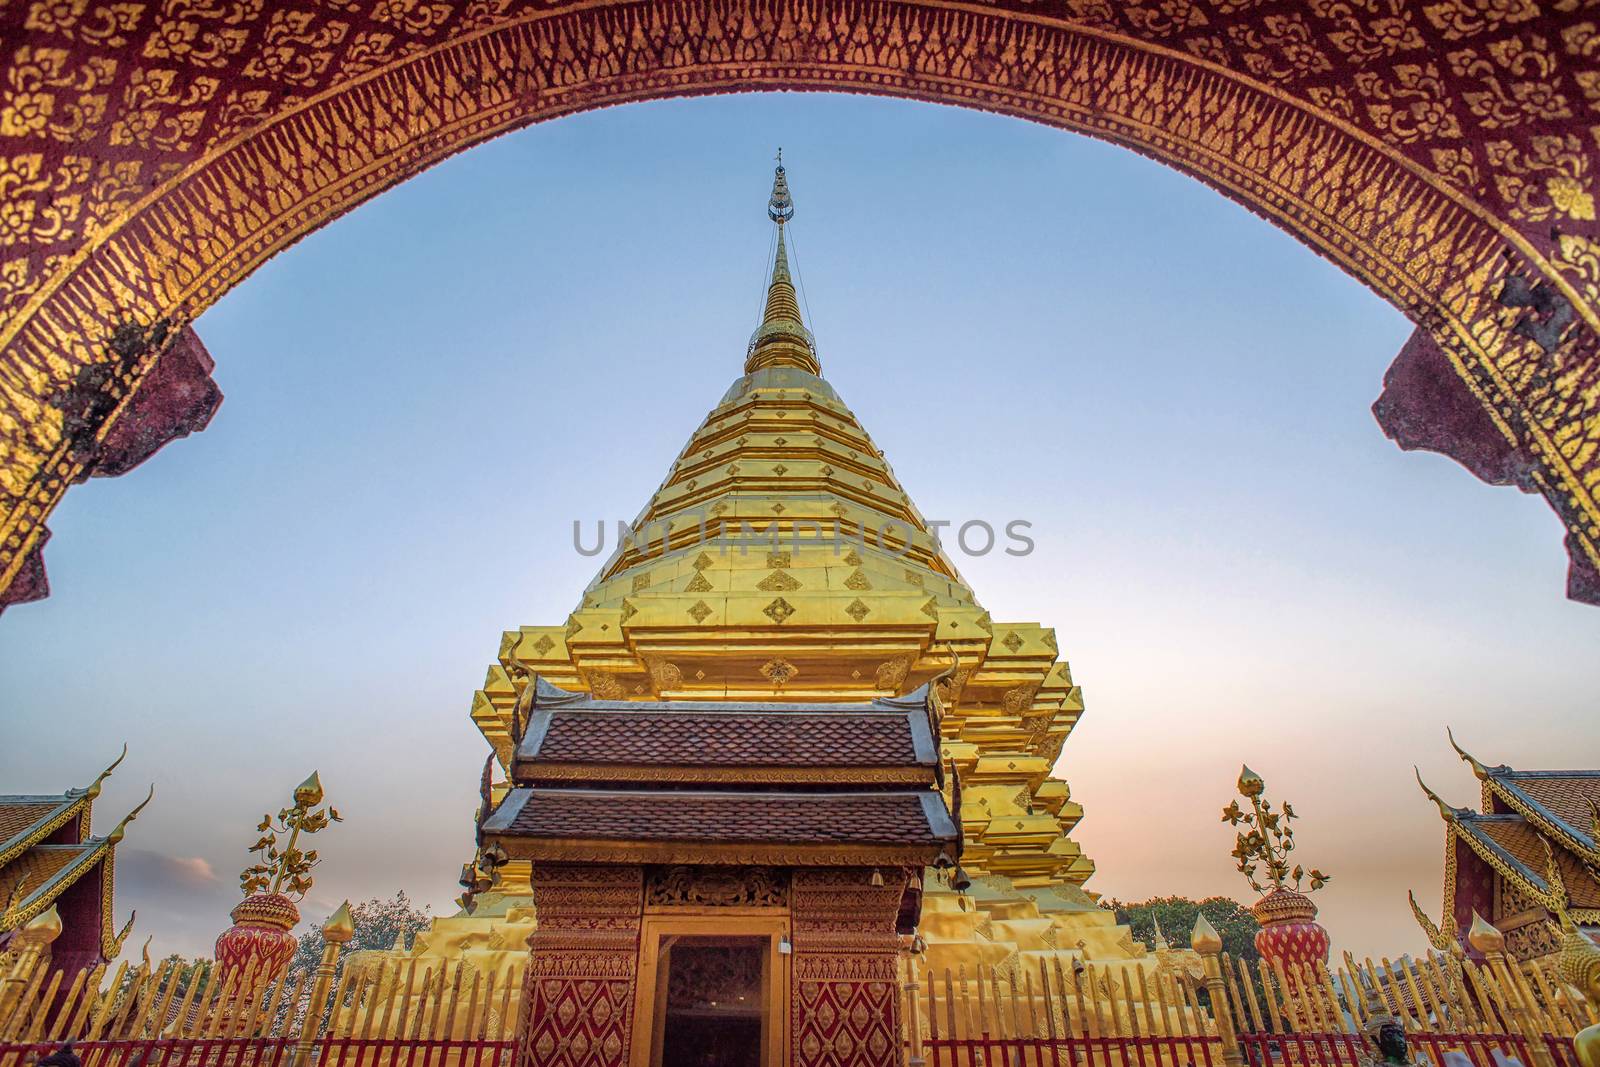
[746, 155, 819, 376]
[468, 154, 1096, 890]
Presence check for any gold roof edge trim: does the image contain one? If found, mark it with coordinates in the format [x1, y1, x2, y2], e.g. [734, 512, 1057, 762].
[1448, 729, 1600, 865]
[1, 837, 116, 931]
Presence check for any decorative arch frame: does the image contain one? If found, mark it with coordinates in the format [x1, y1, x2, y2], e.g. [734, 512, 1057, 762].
[2, 0, 1597, 610]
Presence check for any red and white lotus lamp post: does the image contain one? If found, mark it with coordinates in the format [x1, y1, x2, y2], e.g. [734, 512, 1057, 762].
[1223, 765, 1333, 987]
[215, 772, 342, 985]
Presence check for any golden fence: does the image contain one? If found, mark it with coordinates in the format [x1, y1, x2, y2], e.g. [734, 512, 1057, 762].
[899, 946, 1598, 1067]
[902, 956, 1223, 1067]
[0, 943, 518, 1067]
[1222, 948, 1597, 1038]
[4, 935, 1596, 1066]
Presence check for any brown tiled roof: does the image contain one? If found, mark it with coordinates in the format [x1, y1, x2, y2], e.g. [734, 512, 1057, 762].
[0, 794, 86, 866]
[494, 787, 946, 846]
[1457, 814, 1600, 909]
[0, 800, 64, 844]
[1487, 771, 1600, 849]
[0, 843, 101, 909]
[530, 709, 920, 767]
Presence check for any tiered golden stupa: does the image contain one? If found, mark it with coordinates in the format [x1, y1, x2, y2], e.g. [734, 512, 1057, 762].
[390, 159, 1191, 1005]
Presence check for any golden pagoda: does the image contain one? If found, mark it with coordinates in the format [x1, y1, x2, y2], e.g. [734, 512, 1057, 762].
[393, 159, 1187, 1008]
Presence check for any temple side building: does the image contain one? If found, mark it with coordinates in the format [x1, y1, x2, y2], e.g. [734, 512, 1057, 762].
[1415, 733, 1600, 962]
[474, 676, 958, 1065]
[0, 749, 146, 980]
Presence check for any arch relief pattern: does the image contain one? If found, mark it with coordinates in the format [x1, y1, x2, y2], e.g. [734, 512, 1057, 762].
[1, 0, 1597, 608]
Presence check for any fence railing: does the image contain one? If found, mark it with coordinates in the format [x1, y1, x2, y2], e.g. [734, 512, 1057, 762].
[1216, 947, 1597, 1041]
[1237, 1031, 1585, 1067]
[4, 921, 1596, 1067]
[899, 941, 1597, 1067]
[0, 940, 520, 1057]
[0, 1036, 517, 1067]
[903, 956, 1223, 1067]
[922, 1032, 1225, 1067]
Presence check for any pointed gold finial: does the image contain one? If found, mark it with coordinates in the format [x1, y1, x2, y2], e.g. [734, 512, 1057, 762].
[1446, 727, 1490, 780]
[108, 784, 154, 844]
[1191, 913, 1222, 954]
[747, 155, 818, 376]
[294, 771, 324, 808]
[110, 911, 137, 956]
[1540, 834, 1571, 908]
[1237, 765, 1265, 797]
[322, 900, 355, 944]
[1415, 768, 1458, 821]
[1408, 890, 1452, 951]
[1467, 911, 1505, 955]
[768, 150, 793, 224]
[80, 742, 128, 800]
[1151, 915, 1170, 950]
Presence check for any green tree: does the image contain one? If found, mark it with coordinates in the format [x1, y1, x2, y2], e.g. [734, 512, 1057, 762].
[145, 953, 213, 1000]
[288, 892, 431, 979]
[1101, 895, 1260, 963]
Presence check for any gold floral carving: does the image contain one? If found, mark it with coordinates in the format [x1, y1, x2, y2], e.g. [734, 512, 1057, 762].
[1448, 37, 1571, 129]
[1420, 0, 1538, 41]
[759, 657, 797, 685]
[874, 657, 910, 692]
[583, 669, 626, 700]
[645, 658, 682, 690]
[1352, 62, 1462, 142]
[1002, 683, 1040, 715]
[1486, 136, 1595, 222]
[644, 864, 788, 908]
[756, 568, 801, 591]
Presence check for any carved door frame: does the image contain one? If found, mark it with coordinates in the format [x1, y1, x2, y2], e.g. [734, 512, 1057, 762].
[628, 911, 791, 1067]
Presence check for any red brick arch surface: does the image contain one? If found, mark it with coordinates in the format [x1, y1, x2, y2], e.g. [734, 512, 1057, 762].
[1, 0, 1598, 608]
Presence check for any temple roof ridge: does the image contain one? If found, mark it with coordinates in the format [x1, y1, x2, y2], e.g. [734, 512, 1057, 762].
[0, 751, 145, 959]
[1446, 729, 1600, 861]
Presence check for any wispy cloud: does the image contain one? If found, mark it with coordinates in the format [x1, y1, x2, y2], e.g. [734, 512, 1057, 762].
[116, 849, 234, 960]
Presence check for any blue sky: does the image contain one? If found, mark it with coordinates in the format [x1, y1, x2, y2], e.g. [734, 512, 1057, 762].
[3, 92, 1596, 960]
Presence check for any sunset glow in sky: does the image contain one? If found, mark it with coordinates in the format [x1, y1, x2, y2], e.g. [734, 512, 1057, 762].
[4, 93, 1598, 961]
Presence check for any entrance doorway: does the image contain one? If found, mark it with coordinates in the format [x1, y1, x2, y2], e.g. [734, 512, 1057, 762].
[632, 915, 788, 1067]
[657, 936, 766, 1066]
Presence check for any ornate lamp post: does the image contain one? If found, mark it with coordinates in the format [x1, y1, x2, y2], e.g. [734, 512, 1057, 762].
[1223, 765, 1332, 990]
[216, 772, 341, 985]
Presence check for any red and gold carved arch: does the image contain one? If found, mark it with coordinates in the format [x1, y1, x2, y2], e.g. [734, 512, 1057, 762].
[2, 0, 1597, 610]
